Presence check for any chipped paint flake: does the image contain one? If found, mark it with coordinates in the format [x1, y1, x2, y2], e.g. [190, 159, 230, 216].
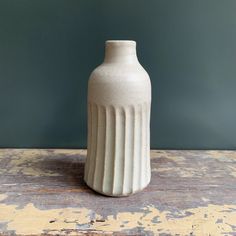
[228, 166, 236, 178]
[0, 202, 236, 235]
[0, 203, 99, 235]
[86, 204, 236, 235]
[201, 197, 210, 202]
[0, 194, 7, 202]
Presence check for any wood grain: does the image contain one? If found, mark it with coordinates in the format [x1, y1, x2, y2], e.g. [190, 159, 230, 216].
[0, 149, 235, 235]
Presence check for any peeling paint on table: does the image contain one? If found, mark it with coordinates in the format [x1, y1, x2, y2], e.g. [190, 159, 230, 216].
[0, 149, 236, 235]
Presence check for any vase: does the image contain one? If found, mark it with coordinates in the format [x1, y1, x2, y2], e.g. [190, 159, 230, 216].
[84, 40, 151, 196]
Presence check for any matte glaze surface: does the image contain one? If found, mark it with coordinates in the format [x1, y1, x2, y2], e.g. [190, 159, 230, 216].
[84, 41, 151, 196]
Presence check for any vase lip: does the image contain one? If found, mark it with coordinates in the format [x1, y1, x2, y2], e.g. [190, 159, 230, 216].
[106, 40, 136, 46]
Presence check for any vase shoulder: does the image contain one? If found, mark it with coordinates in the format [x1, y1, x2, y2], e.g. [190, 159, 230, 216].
[88, 62, 151, 106]
[89, 62, 150, 83]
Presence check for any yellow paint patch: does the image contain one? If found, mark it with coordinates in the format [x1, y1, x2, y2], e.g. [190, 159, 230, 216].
[228, 166, 236, 178]
[91, 204, 236, 235]
[0, 203, 98, 235]
[206, 150, 236, 161]
[53, 149, 87, 156]
[152, 167, 173, 172]
[0, 202, 236, 235]
[0, 194, 7, 201]
[152, 166, 209, 178]
[152, 150, 186, 162]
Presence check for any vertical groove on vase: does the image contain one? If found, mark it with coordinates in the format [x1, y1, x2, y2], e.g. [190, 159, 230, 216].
[86, 103, 94, 184]
[123, 106, 134, 194]
[120, 107, 125, 194]
[131, 105, 136, 192]
[131, 105, 135, 193]
[143, 102, 148, 184]
[102, 106, 110, 193]
[141, 102, 145, 185]
[92, 104, 100, 188]
[138, 104, 142, 190]
[133, 105, 142, 191]
[88, 104, 98, 186]
[111, 107, 117, 195]
[101, 106, 107, 191]
[112, 107, 125, 195]
[139, 103, 145, 188]
[132, 105, 136, 192]
[93, 105, 106, 190]
[101, 106, 108, 193]
[85, 103, 92, 181]
[146, 103, 151, 183]
[122, 108, 126, 194]
[102, 106, 116, 195]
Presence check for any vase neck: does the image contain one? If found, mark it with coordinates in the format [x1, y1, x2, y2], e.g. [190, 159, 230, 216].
[104, 40, 138, 64]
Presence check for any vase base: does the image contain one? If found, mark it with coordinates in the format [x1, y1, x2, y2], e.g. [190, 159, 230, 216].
[84, 177, 151, 197]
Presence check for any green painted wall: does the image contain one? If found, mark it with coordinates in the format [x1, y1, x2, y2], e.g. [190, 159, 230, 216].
[0, 0, 236, 149]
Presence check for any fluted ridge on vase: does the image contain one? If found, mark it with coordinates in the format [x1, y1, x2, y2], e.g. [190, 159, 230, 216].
[84, 102, 151, 196]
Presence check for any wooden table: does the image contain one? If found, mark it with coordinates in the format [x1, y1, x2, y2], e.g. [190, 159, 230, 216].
[0, 149, 235, 235]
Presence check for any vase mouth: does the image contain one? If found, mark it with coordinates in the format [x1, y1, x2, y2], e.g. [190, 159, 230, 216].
[104, 40, 138, 63]
[106, 40, 136, 46]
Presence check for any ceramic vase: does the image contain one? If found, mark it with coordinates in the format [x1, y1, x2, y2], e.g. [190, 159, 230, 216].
[84, 40, 151, 196]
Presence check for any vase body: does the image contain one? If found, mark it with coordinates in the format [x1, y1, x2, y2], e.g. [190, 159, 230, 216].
[84, 40, 151, 196]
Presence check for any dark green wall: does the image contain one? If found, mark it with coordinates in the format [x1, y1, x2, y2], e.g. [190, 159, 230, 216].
[0, 0, 236, 149]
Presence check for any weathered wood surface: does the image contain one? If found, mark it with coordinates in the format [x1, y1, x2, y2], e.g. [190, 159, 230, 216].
[0, 149, 236, 236]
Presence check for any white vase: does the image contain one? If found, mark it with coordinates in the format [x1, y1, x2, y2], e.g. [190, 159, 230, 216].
[84, 40, 151, 196]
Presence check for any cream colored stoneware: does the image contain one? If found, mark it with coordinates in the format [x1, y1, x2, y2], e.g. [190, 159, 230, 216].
[84, 40, 151, 196]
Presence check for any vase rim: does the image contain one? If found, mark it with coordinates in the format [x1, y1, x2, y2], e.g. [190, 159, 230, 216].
[106, 40, 136, 45]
